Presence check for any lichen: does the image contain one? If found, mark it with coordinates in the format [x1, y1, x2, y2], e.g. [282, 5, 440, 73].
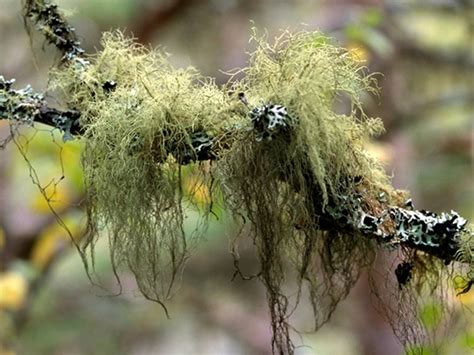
[224, 29, 390, 205]
[46, 29, 472, 354]
[50, 31, 244, 313]
[454, 228, 474, 294]
[216, 29, 399, 353]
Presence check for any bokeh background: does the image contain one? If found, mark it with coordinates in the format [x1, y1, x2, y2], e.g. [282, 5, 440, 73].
[0, 0, 473, 354]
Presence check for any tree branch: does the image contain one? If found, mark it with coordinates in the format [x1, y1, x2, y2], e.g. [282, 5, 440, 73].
[1, 3, 469, 354]
[0, 76, 81, 140]
[24, 0, 88, 66]
[1, 78, 470, 266]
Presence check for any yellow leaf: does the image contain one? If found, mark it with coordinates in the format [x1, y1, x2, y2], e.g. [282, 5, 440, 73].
[0, 272, 28, 311]
[458, 291, 474, 305]
[183, 175, 211, 206]
[30, 181, 70, 213]
[347, 43, 370, 63]
[453, 276, 474, 305]
[30, 222, 77, 270]
[456, 284, 474, 306]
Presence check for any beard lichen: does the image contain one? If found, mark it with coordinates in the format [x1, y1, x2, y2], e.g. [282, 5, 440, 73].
[50, 32, 244, 314]
[218, 30, 393, 354]
[226, 29, 388, 205]
[455, 229, 474, 295]
[45, 29, 472, 353]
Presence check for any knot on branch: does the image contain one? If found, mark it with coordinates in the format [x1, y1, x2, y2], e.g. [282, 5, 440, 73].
[395, 261, 414, 288]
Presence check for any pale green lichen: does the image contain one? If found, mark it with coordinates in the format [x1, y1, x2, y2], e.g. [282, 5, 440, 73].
[454, 228, 474, 294]
[51, 32, 244, 313]
[47, 29, 470, 354]
[224, 29, 390, 206]
[217, 30, 396, 353]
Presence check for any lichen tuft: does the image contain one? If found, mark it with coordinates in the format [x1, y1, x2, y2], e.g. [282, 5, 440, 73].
[47, 29, 471, 354]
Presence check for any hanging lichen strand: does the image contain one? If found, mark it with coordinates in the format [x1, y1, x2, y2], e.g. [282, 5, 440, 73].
[218, 31, 394, 354]
[45, 29, 474, 354]
[17, 5, 472, 351]
[50, 32, 244, 314]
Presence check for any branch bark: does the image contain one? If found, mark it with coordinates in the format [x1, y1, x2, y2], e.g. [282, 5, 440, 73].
[0, 76, 81, 140]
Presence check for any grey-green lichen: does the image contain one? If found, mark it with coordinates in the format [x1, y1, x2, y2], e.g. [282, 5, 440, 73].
[51, 32, 245, 313]
[455, 229, 474, 294]
[47, 29, 472, 354]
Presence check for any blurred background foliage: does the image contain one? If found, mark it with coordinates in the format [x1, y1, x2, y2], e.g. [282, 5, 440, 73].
[0, 0, 473, 354]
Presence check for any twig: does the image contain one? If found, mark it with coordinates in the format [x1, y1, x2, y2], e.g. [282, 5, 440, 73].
[0, 76, 81, 141]
[24, 0, 87, 66]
